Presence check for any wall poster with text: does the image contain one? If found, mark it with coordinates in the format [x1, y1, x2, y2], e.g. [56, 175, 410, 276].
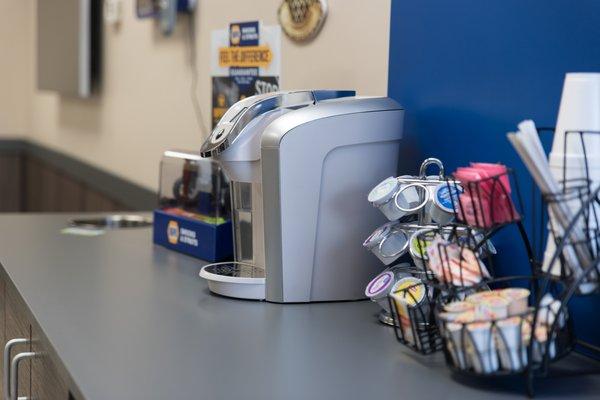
[211, 21, 281, 128]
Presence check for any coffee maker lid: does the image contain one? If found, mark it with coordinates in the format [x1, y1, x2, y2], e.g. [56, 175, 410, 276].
[199, 90, 355, 158]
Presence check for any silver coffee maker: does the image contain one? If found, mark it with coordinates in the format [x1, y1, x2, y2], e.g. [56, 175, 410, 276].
[199, 90, 404, 303]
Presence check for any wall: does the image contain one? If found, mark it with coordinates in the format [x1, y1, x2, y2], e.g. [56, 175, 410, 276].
[0, 1, 32, 136]
[388, 0, 600, 350]
[9, 0, 391, 191]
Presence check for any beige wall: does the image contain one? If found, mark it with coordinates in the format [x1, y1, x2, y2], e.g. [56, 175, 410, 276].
[0, 0, 33, 136]
[7, 0, 390, 190]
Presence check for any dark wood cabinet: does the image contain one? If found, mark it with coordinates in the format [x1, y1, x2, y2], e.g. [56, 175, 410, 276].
[1, 276, 74, 400]
[5, 281, 32, 399]
[0, 277, 4, 398]
[0, 154, 23, 212]
[31, 326, 70, 400]
[25, 156, 43, 212]
[0, 153, 127, 213]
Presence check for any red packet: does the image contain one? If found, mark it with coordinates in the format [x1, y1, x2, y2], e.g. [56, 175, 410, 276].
[470, 162, 510, 193]
[455, 167, 493, 195]
[457, 192, 492, 228]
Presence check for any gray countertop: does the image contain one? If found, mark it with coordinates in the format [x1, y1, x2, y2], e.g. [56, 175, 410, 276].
[0, 213, 598, 399]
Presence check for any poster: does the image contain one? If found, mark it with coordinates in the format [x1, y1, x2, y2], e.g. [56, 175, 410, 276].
[211, 21, 281, 128]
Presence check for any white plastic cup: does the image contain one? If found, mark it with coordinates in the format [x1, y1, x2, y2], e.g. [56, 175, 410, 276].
[545, 73, 600, 285]
[551, 73, 600, 175]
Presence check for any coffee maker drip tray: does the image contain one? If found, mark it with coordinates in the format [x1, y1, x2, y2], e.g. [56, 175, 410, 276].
[199, 262, 266, 300]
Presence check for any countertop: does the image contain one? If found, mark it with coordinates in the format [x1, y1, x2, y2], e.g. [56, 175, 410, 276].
[0, 213, 598, 399]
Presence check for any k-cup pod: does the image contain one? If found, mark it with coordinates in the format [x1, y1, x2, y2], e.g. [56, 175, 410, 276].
[454, 310, 476, 324]
[409, 229, 434, 271]
[429, 183, 463, 225]
[368, 177, 429, 221]
[466, 322, 499, 374]
[496, 317, 524, 371]
[501, 288, 530, 316]
[477, 295, 509, 320]
[368, 177, 403, 221]
[443, 301, 475, 321]
[466, 290, 498, 305]
[363, 223, 409, 265]
[446, 322, 469, 369]
[364, 267, 412, 314]
[365, 271, 395, 313]
[390, 277, 428, 345]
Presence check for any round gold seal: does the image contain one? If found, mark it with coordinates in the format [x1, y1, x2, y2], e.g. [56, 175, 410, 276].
[278, 0, 328, 42]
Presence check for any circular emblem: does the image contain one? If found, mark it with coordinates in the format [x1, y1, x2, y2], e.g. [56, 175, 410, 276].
[230, 24, 241, 46]
[278, 0, 328, 42]
[167, 220, 179, 245]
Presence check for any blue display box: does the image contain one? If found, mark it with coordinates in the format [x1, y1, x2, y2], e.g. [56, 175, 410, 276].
[153, 209, 233, 262]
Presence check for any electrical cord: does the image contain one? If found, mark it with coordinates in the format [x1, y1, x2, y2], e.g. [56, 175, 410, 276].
[187, 11, 209, 137]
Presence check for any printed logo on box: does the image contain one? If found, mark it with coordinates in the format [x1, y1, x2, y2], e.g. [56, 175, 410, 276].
[230, 24, 241, 46]
[167, 220, 199, 247]
[229, 21, 259, 46]
[167, 220, 179, 244]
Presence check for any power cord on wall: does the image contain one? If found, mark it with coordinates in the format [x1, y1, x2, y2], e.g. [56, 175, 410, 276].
[186, 12, 209, 138]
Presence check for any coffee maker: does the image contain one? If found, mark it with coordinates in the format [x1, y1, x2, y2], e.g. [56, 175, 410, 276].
[199, 90, 404, 303]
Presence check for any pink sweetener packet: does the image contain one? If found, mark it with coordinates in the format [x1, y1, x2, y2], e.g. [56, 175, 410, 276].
[454, 167, 494, 196]
[457, 192, 492, 228]
[470, 162, 511, 194]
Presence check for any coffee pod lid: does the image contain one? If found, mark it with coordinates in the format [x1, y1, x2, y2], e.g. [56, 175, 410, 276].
[368, 177, 400, 206]
[502, 288, 530, 300]
[466, 321, 492, 331]
[446, 322, 463, 332]
[363, 222, 393, 249]
[444, 301, 475, 314]
[391, 277, 426, 307]
[466, 290, 499, 304]
[479, 295, 510, 308]
[434, 183, 463, 212]
[365, 271, 395, 299]
[478, 296, 509, 319]
[454, 310, 476, 323]
[409, 229, 434, 259]
[496, 316, 521, 328]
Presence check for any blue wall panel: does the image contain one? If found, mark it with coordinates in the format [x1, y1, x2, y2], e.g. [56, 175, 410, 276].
[388, 0, 600, 349]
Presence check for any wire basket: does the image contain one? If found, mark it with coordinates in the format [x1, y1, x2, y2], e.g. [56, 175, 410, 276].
[412, 225, 497, 290]
[444, 169, 523, 230]
[541, 183, 600, 295]
[534, 128, 600, 295]
[436, 276, 574, 391]
[387, 277, 443, 354]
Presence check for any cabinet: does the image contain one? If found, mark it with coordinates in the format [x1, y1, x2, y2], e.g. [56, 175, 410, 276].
[31, 326, 70, 400]
[5, 281, 32, 399]
[2, 152, 128, 213]
[1, 274, 75, 400]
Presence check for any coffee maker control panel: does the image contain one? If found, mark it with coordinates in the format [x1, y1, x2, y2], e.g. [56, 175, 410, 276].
[200, 90, 354, 158]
